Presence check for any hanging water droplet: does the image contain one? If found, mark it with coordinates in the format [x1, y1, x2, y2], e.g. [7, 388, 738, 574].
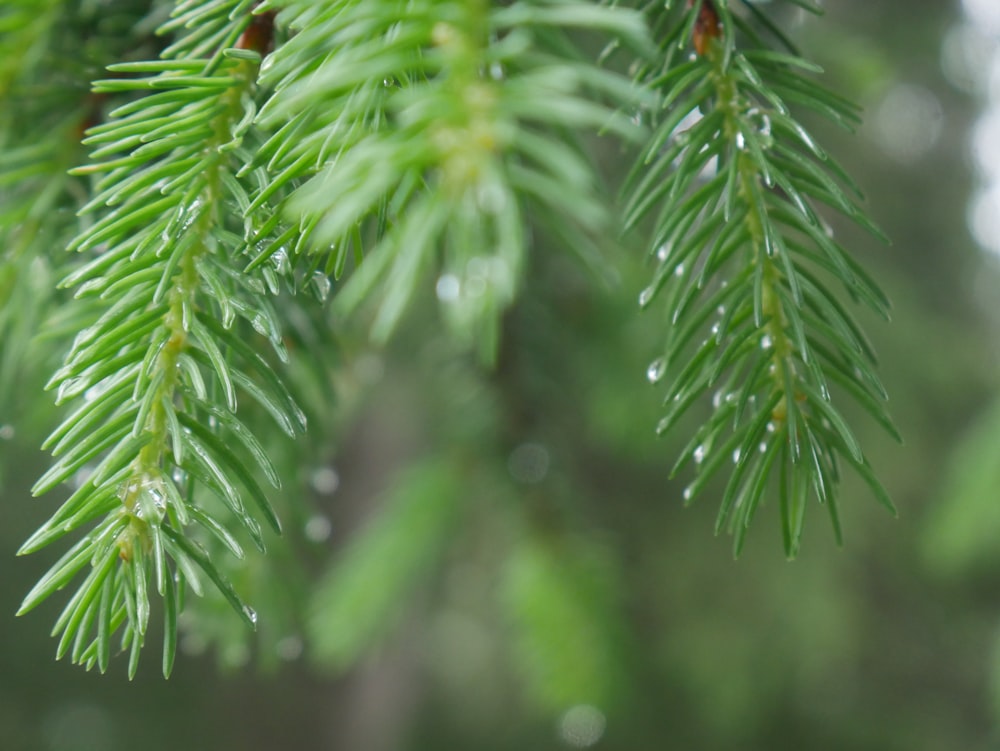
[760, 334, 773, 350]
[717, 305, 726, 316]
[656, 417, 670, 435]
[272, 247, 290, 275]
[735, 131, 746, 150]
[683, 485, 694, 501]
[712, 390, 724, 409]
[758, 113, 772, 138]
[657, 244, 670, 261]
[693, 444, 707, 464]
[639, 286, 655, 307]
[311, 271, 332, 302]
[766, 421, 777, 433]
[710, 322, 721, 337]
[646, 357, 667, 384]
[759, 441, 768, 453]
[674, 263, 685, 277]
[243, 606, 258, 627]
[732, 448, 742, 463]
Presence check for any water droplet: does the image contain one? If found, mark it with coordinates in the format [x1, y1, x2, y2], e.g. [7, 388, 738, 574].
[758, 113, 772, 138]
[693, 444, 707, 464]
[646, 357, 667, 384]
[508, 442, 550, 484]
[674, 263, 685, 277]
[760, 334, 773, 350]
[712, 390, 724, 409]
[656, 417, 670, 435]
[732, 448, 742, 463]
[717, 305, 726, 315]
[683, 485, 694, 501]
[638, 286, 655, 307]
[276, 635, 303, 661]
[735, 131, 746, 150]
[311, 271, 331, 302]
[0, 424, 13, 440]
[476, 181, 507, 213]
[759, 441, 768, 453]
[558, 704, 606, 748]
[710, 322, 721, 337]
[179, 199, 203, 234]
[436, 273, 461, 302]
[56, 377, 83, 403]
[766, 421, 777, 433]
[656, 244, 670, 261]
[304, 514, 332, 542]
[310, 467, 340, 495]
[242, 606, 258, 627]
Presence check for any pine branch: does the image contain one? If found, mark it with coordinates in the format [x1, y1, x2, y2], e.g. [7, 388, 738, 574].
[17, 0, 305, 677]
[628, 0, 898, 556]
[253, 0, 652, 362]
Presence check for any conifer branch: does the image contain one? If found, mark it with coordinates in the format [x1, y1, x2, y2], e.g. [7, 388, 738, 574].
[18, 0, 304, 677]
[254, 0, 652, 361]
[629, 0, 897, 556]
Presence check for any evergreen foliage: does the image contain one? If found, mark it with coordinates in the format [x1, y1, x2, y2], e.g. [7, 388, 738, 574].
[2, 0, 895, 680]
[627, 0, 898, 557]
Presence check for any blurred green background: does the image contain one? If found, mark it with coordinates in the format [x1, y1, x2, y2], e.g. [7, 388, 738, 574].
[5, 0, 1000, 749]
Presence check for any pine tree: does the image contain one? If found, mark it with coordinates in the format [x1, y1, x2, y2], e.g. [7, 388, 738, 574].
[2, 0, 896, 688]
